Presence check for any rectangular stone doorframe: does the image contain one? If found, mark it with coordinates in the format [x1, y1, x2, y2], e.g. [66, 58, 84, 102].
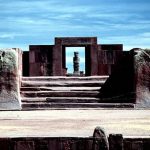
[52, 37, 98, 76]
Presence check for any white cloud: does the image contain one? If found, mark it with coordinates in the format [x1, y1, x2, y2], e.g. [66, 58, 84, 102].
[0, 33, 25, 39]
[100, 32, 150, 50]
[141, 32, 150, 37]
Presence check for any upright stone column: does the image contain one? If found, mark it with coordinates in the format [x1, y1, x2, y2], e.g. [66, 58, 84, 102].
[0, 49, 21, 110]
[135, 49, 150, 108]
[73, 52, 80, 76]
[92, 127, 109, 150]
[90, 44, 98, 76]
[52, 40, 63, 76]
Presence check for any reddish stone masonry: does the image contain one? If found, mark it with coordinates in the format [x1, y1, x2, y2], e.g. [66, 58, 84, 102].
[23, 37, 123, 76]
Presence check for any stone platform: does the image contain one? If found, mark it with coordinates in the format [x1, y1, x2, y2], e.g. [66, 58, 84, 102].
[0, 109, 149, 138]
[20, 76, 135, 110]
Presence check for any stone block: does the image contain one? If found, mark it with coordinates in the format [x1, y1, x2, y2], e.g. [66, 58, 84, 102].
[101, 44, 123, 51]
[92, 127, 109, 150]
[0, 49, 21, 110]
[0, 139, 11, 150]
[134, 49, 150, 108]
[99, 48, 150, 107]
[109, 134, 123, 150]
[29, 51, 35, 63]
[35, 140, 48, 150]
[14, 141, 35, 150]
[30, 63, 43, 76]
[55, 37, 97, 45]
[131, 141, 143, 150]
[99, 51, 135, 103]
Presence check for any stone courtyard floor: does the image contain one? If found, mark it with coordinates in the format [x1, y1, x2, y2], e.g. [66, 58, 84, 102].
[0, 109, 149, 138]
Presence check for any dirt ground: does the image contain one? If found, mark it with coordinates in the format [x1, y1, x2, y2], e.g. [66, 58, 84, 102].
[0, 109, 149, 138]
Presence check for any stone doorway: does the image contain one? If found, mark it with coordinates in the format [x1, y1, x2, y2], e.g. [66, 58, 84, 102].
[28, 37, 99, 76]
[52, 37, 98, 76]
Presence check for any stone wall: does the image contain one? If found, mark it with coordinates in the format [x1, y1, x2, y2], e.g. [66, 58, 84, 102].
[97, 44, 123, 75]
[25, 37, 123, 76]
[0, 135, 149, 150]
[99, 49, 150, 107]
[29, 45, 53, 76]
[99, 51, 135, 103]
[0, 49, 21, 110]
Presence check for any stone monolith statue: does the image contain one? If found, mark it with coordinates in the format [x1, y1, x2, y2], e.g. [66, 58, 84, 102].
[73, 52, 80, 76]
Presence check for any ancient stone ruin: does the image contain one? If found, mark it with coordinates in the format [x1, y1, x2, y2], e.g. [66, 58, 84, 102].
[0, 37, 150, 150]
[0, 37, 149, 110]
[24, 37, 123, 76]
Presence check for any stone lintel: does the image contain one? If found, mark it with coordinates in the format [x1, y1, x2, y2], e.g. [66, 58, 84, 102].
[55, 37, 97, 46]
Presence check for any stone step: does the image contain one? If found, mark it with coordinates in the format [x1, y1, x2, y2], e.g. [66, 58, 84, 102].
[22, 76, 109, 82]
[21, 91, 99, 98]
[20, 76, 109, 109]
[21, 97, 100, 103]
[21, 81, 105, 87]
[21, 87, 101, 91]
[22, 103, 135, 110]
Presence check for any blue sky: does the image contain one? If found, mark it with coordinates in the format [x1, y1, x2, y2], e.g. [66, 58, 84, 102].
[0, 0, 150, 72]
[0, 0, 150, 51]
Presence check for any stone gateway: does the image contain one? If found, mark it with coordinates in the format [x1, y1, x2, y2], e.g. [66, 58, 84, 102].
[26, 37, 123, 76]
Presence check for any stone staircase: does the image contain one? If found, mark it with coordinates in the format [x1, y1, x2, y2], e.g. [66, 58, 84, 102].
[21, 76, 134, 110]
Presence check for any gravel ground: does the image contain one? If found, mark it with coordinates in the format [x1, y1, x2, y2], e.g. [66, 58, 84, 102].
[0, 109, 149, 138]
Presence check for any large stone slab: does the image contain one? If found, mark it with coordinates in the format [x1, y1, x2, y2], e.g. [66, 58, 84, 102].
[135, 49, 150, 108]
[0, 48, 21, 110]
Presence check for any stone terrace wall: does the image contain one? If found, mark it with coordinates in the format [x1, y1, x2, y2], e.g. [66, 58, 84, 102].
[0, 135, 149, 150]
[0, 49, 21, 110]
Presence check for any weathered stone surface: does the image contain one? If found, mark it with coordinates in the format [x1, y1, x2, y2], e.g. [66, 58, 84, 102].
[109, 134, 123, 150]
[97, 49, 123, 75]
[0, 49, 21, 110]
[99, 48, 150, 107]
[29, 45, 53, 76]
[14, 141, 35, 150]
[92, 127, 109, 150]
[27, 37, 123, 76]
[20, 76, 108, 109]
[20, 76, 134, 109]
[0, 136, 149, 150]
[135, 49, 150, 108]
[73, 52, 80, 76]
[55, 37, 97, 45]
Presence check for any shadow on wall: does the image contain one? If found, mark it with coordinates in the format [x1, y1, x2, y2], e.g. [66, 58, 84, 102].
[99, 50, 136, 103]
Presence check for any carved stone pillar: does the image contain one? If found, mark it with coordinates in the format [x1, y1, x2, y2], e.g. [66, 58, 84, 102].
[73, 52, 80, 76]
